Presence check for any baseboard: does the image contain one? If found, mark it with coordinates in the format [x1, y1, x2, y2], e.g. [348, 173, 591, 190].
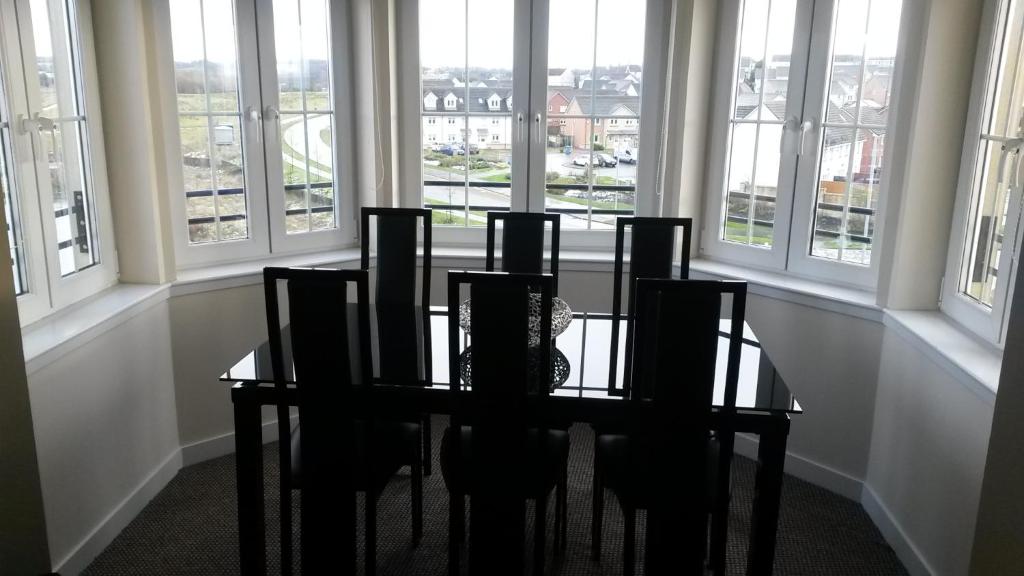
[53, 449, 183, 576]
[181, 415, 300, 467]
[732, 433, 864, 501]
[860, 485, 935, 576]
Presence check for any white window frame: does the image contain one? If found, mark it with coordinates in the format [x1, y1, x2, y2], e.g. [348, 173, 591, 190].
[155, 0, 357, 269]
[2, 0, 117, 326]
[942, 0, 1023, 344]
[703, 0, 912, 289]
[397, 0, 671, 249]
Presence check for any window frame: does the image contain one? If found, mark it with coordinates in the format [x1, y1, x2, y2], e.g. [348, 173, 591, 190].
[156, 0, 357, 269]
[397, 0, 671, 249]
[3, 0, 117, 325]
[942, 0, 1023, 344]
[703, 0, 910, 290]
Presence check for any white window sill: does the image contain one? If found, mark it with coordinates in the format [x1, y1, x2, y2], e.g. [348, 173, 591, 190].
[171, 248, 364, 297]
[882, 310, 1001, 405]
[21, 283, 170, 375]
[19, 249, 1001, 406]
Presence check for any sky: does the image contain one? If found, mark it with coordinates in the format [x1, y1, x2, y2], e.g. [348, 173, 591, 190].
[419, 0, 648, 71]
[739, 0, 903, 62]
[166, 0, 900, 70]
[170, 0, 331, 67]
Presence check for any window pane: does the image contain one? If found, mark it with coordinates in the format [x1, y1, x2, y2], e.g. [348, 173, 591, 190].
[2, 122, 25, 295]
[274, 0, 337, 235]
[545, 0, 644, 228]
[960, 0, 1024, 306]
[170, 0, 251, 244]
[421, 0, 512, 226]
[31, 0, 99, 275]
[721, 0, 798, 248]
[810, 0, 901, 266]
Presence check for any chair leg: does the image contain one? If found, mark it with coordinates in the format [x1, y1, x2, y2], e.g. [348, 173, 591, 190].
[534, 493, 547, 576]
[558, 466, 568, 551]
[623, 505, 636, 576]
[366, 491, 377, 576]
[423, 414, 433, 476]
[591, 438, 604, 560]
[412, 457, 423, 546]
[449, 494, 464, 576]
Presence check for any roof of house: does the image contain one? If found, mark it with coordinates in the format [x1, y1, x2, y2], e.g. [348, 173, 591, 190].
[567, 93, 640, 116]
[422, 86, 514, 113]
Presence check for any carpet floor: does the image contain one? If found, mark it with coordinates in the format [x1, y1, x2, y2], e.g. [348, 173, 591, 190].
[83, 420, 906, 575]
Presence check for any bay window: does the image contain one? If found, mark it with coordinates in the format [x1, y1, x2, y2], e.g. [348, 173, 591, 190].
[401, 0, 666, 241]
[943, 0, 1024, 343]
[0, 0, 116, 325]
[162, 0, 355, 267]
[704, 0, 904, 288]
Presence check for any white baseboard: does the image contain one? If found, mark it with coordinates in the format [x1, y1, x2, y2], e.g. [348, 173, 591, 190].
[861, 485, 935, 576]
[732, 433, 864, 501]
[181, 415, 300, 467]
[54, 449, 183, 576]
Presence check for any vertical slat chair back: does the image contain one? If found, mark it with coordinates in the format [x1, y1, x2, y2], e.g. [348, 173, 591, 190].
[361, 208, 432, 385]
[264, 267, 371, 575]
[627, 278, 745, 575]
[609, 217, 693, 396]
[485, 211, 561, 294]
[447, 270, 553, 573]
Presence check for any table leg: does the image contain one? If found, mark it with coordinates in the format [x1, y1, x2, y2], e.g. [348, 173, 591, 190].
[746, 415, 790, 576]
[234, 389, 267, 576]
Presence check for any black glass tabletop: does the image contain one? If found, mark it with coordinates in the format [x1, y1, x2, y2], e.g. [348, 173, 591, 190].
[221, 307, 801, 414]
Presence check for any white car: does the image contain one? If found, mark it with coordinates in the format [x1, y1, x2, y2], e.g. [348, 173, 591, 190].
[614, 148, 637, 164]
[572, 155, 590, 167]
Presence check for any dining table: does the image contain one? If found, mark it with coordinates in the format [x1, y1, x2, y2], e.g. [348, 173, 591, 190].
[221, 305, 802, 575]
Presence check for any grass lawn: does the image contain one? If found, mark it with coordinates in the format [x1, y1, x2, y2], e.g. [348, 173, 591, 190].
[724, 220, 773, 245]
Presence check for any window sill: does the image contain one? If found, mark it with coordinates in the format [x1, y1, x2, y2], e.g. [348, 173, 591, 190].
[882, 310, 1000, 405]
[171, 248, 364, 297]
[22, 283, 171, 376]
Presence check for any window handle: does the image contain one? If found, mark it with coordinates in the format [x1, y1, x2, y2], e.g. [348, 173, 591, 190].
[263, 105, 280, 142]
[798, 118, 816, 156]
[246, 106, 262, 144]
[780, 117, 800, 154]
[535, 112, 543, 144]
[517, 112, 524, 144]
[16, 112, 54, 135]
[997, 138, 1024, 185]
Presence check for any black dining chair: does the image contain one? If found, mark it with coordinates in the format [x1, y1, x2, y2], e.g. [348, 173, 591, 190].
[361, 207, 433, 478]
[264, 267, 423, 576]
[593, 279, 748, 576]
[486, 212, 561, 294]
[608, 216, 693, 397]
[442, 271, 569, 576]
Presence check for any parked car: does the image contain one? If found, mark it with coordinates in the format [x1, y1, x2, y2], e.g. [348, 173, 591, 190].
[454, 143, 480, 155]
[572, 155, 590, 167]
[596, 153, 618, 167]
[436, 144, 456, 156]
[614, 148, 637, 164]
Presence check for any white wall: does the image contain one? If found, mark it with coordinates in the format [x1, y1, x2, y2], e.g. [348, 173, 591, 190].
[864, 329, 993, 576]
[169, 285, 269, 449]
[27, 301, 180, 574]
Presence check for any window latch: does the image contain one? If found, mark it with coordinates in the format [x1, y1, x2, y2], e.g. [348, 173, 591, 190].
[16, 113, 54, 135]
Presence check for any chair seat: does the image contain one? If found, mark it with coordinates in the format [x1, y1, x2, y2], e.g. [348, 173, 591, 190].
[440, 426, 570, 496]
[290, 420, 421, 493]
[596, 433, 720, 509]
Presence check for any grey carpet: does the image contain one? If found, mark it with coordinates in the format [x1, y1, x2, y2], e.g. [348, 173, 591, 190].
[83, 420, 906, 575]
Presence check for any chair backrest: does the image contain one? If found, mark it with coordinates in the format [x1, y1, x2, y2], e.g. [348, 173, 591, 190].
[446, 270, 553, 567]
[361, 207, 432, 384]
[485, 211, 560, 294]
[263, 266, 371, 572]
[609, 216, 693, 396]
[625, 278, 746, 572]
